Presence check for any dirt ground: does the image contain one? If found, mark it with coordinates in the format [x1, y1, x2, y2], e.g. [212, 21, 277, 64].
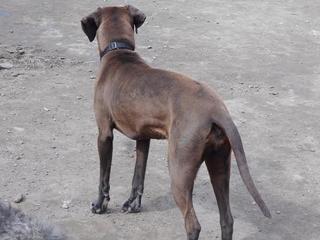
[0, 0, 319, 239]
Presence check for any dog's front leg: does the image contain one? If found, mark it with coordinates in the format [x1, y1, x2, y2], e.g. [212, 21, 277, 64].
[91, 132, 113, 214]
[122, 139, 150, 213]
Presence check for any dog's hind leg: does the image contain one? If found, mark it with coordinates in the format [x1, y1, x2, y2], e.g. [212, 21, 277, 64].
[168, 133, 205, 240]
[122, 139, 150, 213]
[91, 126, 113, 214]
[204, 142, 234, 240]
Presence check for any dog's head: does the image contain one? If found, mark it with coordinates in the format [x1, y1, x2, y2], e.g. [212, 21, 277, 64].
[81, 5, 146, 43]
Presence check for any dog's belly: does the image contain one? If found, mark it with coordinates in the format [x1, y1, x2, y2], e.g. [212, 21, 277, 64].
[114, 118, 168, 140]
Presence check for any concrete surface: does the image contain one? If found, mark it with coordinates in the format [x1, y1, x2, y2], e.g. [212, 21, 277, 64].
[0, 0, 319, 239]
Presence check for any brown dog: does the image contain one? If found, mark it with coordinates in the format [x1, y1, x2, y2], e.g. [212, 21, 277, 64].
[81, 5, 271, 240]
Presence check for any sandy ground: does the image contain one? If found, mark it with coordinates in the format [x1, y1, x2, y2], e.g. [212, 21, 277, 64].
[0, 0, 320, 239]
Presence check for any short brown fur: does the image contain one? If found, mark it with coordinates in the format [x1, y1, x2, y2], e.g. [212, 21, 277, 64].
[81, 5, 271, 240]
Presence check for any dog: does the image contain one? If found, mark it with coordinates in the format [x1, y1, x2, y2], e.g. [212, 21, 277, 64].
[81, 5, 271, 240]
[0, 200, 66, 240]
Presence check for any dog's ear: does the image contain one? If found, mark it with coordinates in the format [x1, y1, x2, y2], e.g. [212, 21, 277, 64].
[81, 9, 101, 42]
[127, 5, 146, 34]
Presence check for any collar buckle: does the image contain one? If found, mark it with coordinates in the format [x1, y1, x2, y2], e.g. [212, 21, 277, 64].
[100, 41, 134, 60]
[110, 42, 118, 50]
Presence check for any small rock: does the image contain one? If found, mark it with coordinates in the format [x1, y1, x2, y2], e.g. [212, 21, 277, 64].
[270, 92, 279, 96]
[90, 75, 95, 79]
[12, 73, 21, 77]
[43, 107, 50, 111]
[13, 127, 25, 132]
[7, 48, 15, 54]
[311, 30, 320, 37]
[18, 50, 25, 55]
[0, 62, 13, 70]
[14, 194, 24, 203]
[76, 96, 82, 100]
[276, 210, 281, 214]
[62, 200, 71, 209]
[16, 156, 22, 160]
[147, 46, 152, 49]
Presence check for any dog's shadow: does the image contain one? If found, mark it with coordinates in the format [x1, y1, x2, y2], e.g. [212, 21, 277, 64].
[115, 138, 319, 239]
[193, 173, 320, 240]
[145, 194, 176, 212]
[139, 167, 319, 239]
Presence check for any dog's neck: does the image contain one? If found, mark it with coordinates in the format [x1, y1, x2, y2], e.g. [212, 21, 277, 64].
[96, 24, 135, 55]
[99, 41, 135, 59]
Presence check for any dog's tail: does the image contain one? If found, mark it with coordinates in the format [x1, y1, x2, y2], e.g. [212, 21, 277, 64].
[211, 110, 271, 218]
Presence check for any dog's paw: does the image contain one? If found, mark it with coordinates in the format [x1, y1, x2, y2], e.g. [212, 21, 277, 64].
[121, 198, 141, 213]
[91, 200, 108, 214]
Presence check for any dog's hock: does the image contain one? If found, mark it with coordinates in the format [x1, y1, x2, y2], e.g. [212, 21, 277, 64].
[127, 5, 146, 33]
[81, 9, 100, 42]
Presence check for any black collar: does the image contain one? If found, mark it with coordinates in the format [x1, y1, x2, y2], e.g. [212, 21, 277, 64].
[100, 41, 134, 59]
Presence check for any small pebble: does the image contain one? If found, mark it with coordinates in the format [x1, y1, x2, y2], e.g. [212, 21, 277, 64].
[276, 210, 281, 214]
[0, 62, 13, 70]
[14, 194, 24, 203]
[62, 200, 71, 209]
[7, 48, 15, 54]
[13, 127, 24, 132]
[90, 75, 95, 79]
[147, 46, 152, 49]
[12, 73, 21, 77]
